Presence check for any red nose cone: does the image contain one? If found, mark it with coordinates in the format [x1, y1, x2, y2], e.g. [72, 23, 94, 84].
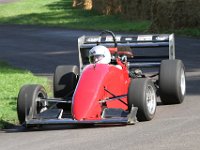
[72, 64, 109, 120]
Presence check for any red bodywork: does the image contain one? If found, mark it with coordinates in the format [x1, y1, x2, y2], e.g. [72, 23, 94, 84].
[72, 61, 130, 121]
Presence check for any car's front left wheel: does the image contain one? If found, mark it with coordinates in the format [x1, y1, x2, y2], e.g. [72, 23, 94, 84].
[128, 78, 157, 121]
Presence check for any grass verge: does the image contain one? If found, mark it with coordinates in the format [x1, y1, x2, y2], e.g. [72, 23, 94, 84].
[0, 0, 199, 36]
[0, 62, 50, 129]
[174, 28, 200, 37]
[0, 0, 151, 32]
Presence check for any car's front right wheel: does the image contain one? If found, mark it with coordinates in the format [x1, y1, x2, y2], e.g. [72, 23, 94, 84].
[17, 84, 47, 125]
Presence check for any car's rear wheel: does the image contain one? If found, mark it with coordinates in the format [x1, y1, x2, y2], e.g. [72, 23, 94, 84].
[159, 59, 186, 104]
[128, 78, 157, 121]
[53, 65, 79, 98]
[17, 84, 47, 125]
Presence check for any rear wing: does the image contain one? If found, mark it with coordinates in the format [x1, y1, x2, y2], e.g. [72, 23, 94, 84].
[78, 34, 175, 71]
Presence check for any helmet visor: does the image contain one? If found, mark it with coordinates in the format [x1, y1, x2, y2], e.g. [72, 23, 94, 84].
[89, 54, 104, 64]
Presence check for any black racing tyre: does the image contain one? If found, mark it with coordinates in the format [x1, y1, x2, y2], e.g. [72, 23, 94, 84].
[53, 65, 79, 98]
[159, 59, 186, 104]
[128, 78, 157, 121]
[17, 84, 47, 125]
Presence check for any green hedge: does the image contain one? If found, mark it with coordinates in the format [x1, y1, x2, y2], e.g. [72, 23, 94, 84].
[73, 0, 200, 30]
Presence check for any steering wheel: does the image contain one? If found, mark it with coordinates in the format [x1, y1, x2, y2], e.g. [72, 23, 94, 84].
[99, 30, 117, 47]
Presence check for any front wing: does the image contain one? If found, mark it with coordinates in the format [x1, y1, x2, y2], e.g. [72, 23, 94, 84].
[24, 106, 138, 127]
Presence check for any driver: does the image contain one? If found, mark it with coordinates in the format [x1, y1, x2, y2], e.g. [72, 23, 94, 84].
[89, 45, 111, 64]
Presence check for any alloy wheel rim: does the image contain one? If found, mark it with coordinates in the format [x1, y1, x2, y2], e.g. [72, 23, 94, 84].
[37, 91, 48, 113]
[180, 69, 186, 96]
[146, 85, 156, 115]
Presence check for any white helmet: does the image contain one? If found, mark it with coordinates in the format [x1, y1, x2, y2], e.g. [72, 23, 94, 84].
[89, 45, 111, 64]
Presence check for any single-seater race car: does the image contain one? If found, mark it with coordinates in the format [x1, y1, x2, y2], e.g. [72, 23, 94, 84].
[17, 30, 186, 128]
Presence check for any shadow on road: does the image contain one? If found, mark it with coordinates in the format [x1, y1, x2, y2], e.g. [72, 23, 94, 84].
[0, 120, 17, 130]
[2, 123, 126, 133]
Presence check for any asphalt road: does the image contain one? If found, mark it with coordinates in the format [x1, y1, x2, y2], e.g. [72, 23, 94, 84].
[0, 25, 200, 150]
[0, 0, 19, 3]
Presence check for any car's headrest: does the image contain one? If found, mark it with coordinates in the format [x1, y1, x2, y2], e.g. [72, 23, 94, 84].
[109, 46, 134, 58]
